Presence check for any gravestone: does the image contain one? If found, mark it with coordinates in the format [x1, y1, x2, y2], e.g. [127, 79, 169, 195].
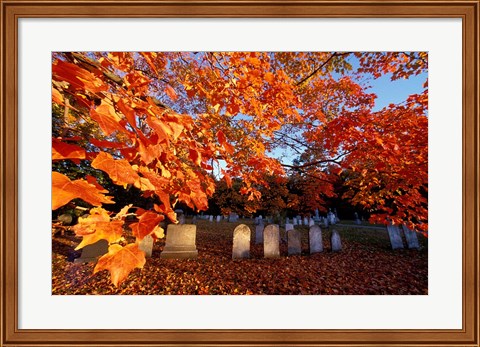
[303, 217, 308, 226]
[283, 223, 294, 244]
[354, 212, 361, 225]
[334, 208, 340, 223]
[229, 213, 238, 223]
[232, 224, 251, 259]
[287, 229, 302, 255]
[331, 229, 342, 252]
[175, 209, 184, 223]
[138, 234, 154, 257]
[309, 218, 315, 227]
[386, 224, 404, 250]
[160, 224, 198, 259]
[323, 217, 329, 228]
[328, 212, 336, 225]
[58, 213, 73, 225]
[401, 225, 420, 249]
[255, 224, 264, 244]
[315, 208, 320, 220]
[209, 215, 213, 222]
[264, 224, 280, 258]
[216, 215, 221, 222]
[309, 225, 323, 253]
[292, 218, 297, 226]
[74, 239, 108, 263]
[178, 214, 186, 225]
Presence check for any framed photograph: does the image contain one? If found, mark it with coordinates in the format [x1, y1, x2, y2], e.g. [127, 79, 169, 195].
[1, 1, 478, 346]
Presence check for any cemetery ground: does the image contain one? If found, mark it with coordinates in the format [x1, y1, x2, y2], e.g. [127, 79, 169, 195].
[52, 219, 428, 295]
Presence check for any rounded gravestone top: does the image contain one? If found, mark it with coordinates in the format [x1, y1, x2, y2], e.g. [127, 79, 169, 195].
[234, 224, 250, 234]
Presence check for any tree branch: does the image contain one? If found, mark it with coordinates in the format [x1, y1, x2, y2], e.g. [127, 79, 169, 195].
[295, 52, 352, 88]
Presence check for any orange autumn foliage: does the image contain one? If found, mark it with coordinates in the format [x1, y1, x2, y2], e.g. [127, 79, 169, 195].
[52, 51, 428, 286]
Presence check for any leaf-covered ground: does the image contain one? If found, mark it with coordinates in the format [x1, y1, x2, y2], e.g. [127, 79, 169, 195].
[52, 220, 428, 295]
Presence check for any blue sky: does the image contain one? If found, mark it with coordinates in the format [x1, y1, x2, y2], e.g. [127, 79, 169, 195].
[368, 72, 427, 111]
[269, 69, 428, 165]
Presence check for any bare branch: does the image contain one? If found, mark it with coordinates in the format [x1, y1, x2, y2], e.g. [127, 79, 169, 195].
[295, 52, 352, 88]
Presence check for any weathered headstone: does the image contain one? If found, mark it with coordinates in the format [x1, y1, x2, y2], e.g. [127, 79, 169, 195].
[386, 224, 404, 250]
[232, 224, 251, 259]
[323, 217, 329, 228]
[138, 234, 154, 257]
[296, 216, 302, 225]
[58, 213, 73, 225]
[178, 214, 186, 225]
[216, 215, 221, 222]
[401, 225, 420, 249]
[328, 212, 336, 225]
[229, 213, 238, 223]
[175, 209, 184, 222]
[209, 215, 213, 222]
[303, 217, 308, 226]
[334, 208, 340, 223]
[287, 229, 302, 255]
[160, 224, 198, 259]
[354, 212, 361, 225]
[264, 224, 280, 258]
[309, 218, 315, 227]
[331, 229, 342, 252]
[284, 223, 294, 244]
[309, 225, 323, 253]
[255, 224, 264, 244]
[74, 239, 108, 263]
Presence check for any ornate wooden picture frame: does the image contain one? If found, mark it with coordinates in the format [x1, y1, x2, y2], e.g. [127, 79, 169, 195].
[1, 1, 478, 346]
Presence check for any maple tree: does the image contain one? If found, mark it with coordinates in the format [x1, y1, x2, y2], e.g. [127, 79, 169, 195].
[52, 51, 427, 286]
[209, 174, 298, 219]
